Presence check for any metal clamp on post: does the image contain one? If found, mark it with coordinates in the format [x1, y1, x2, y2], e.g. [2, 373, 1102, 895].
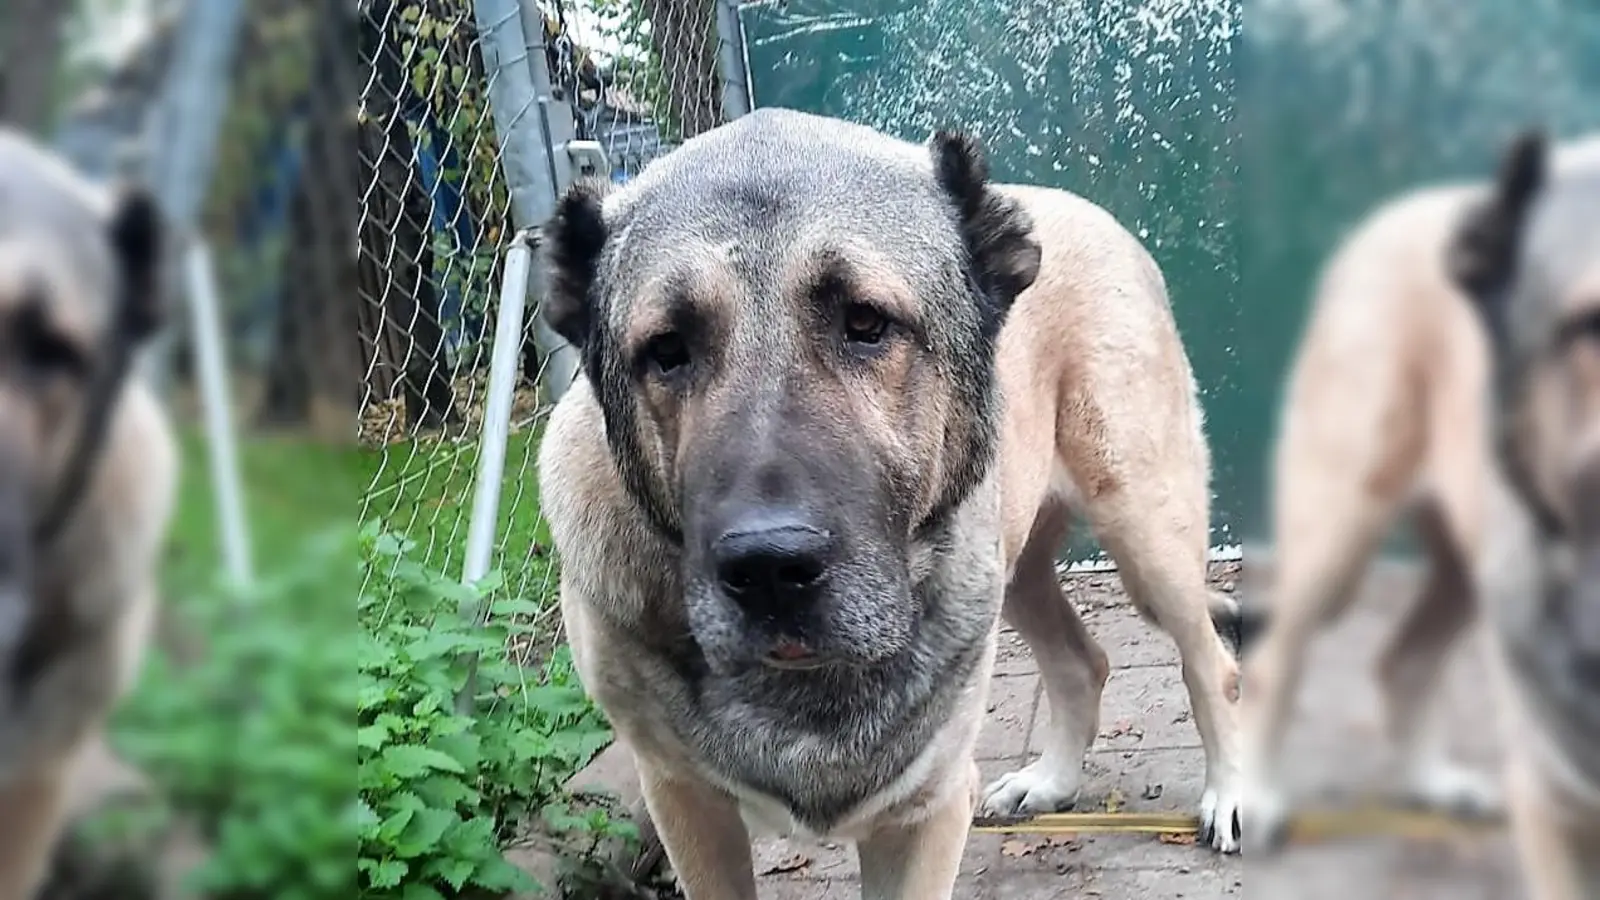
[564, 139, 611, 179]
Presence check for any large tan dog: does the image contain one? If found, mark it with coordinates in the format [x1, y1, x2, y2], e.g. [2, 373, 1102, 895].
[0, 129, 177, 899]
[537, 107, 1242, 899]
[1449, 131, 1600, 900]
[1238, 131, 1600, 850]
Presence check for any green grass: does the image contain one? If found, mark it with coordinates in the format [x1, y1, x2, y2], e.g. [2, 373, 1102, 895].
[166, 424, 556, 614]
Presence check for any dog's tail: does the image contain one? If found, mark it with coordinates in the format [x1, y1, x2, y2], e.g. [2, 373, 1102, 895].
[1208, 591, 1269, 658]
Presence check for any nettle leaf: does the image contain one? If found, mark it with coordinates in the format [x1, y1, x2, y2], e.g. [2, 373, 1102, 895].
[356, 799, 381, 834]
[471, 854, 539, 893]
[429, 731, 483, 771]
[359, 857, 408, 889]
[411, 774, 479, 811]
[540, 802, 590, 836]
[519, 685, 593, 720]
[442, 815, 497, 857]
[380, 745, 467, 779]
[357, 723, 389, 751]
[378, 806, 416, 844]
[400, 883, 447, 900]
[423, 856, 478, 893]
[393, 807, 459, 859]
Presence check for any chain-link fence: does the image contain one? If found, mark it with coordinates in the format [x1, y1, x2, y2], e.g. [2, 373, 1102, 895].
[355, 0, 749, 649]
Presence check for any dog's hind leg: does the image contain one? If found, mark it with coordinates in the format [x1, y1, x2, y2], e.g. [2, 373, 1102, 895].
[1240, 470, 1397, 851]
[1506, 758, 1600, 900]
[1376, 498, 1500, 816]
[1091, 494, 1243, 854]
[979, 504, 1110, 817]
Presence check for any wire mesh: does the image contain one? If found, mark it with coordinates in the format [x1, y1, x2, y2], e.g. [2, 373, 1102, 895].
[356, 0, 745, 649]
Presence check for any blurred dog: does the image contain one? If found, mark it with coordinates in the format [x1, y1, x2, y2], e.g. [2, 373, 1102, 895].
[537, 107, 1242, 900]
[1449, 130, 1600, 900]
[1238, 130, 1599, 851]
[0, 129, 176, 899]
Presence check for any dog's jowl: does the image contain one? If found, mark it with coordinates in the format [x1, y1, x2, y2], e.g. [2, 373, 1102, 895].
[1449, 131, 1600, 900]
[0, 129, 178, 899]
[538, 108, 1242, 899]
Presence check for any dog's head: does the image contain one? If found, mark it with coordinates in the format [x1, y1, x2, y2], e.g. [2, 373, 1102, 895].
[0, 130, 164, 671]
[541, 108, 1040, 672]
[1448, 129, 1600, 640]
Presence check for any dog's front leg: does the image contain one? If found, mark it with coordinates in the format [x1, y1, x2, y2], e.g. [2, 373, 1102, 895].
[855, 770, 975, 900]
[0, 767, 70, 900]
[1507, 756, 1600, 900]
[635, 754, 757, 900]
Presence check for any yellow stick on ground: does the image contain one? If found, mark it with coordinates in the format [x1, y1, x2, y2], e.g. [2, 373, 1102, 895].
[971, 804, 1506, 844]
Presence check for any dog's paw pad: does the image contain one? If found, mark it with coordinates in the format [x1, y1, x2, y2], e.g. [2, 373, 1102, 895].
[979, 761, 1083, 817]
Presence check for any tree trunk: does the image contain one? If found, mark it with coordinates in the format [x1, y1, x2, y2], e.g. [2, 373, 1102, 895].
[0, 0, 69, 132]
[257, 1, 366, 433]
[641, 0, 723, 140]
[356, 110, 456, 435]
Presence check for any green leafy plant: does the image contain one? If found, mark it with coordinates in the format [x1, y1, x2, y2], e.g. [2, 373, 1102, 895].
[356, 522, 615, 898]
[112, 527, 361, 900]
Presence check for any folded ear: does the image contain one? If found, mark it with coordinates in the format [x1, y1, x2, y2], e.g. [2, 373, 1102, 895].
[928, 130, 1041, 337]
[106, 184, 165, 342]
[540, 178, 612, 353]
[1447, 128, 1548, 337]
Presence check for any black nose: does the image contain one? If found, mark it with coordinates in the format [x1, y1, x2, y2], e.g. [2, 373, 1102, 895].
[712, 514, 835, 607]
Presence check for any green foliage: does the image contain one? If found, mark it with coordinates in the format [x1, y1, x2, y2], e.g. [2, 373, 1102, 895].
[356, 523, 615, 898]
[113, 528, 360, 900]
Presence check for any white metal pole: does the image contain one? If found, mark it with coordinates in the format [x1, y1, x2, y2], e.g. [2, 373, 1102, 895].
[183, 238, 254, 586]
[455, 230, 534, 714]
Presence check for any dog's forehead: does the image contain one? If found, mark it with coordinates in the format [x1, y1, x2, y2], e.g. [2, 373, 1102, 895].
[606, 110, 958, 260]
[0, 132, 119, 333]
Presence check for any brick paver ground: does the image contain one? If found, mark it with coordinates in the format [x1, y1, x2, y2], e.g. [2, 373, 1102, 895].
[746, 560, 1524, 899]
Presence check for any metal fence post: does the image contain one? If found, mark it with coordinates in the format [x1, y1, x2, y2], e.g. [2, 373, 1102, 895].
[138, 0, 255, 586]
[454, 230, 535, 714]
[472, 0, 580, 404]
[716, 0, 754, 119]
[139, 0, 250, 395]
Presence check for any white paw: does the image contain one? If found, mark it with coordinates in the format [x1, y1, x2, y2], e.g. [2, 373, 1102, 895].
[979, 759, 1083, 816]
[1201, 780, 1243, 854]
[1241, 776, 1291, 855]
[1401, 760, 1504, 819]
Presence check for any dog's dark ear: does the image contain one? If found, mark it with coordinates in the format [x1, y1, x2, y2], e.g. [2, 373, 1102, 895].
[107, 185, 165, 342]
[1448, 129, 1549, 332]
[541, 178, 612, 352]
[929, 130, 1041, 320]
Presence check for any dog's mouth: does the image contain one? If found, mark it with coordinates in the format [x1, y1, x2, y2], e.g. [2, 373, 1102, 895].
[761, 637, 833, 670]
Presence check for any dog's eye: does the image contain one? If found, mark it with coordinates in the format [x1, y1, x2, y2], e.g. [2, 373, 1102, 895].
[1557, 310, 1600, 348]
[843, 304, 890, 347]
[14, 302, 85, 376]
[24, 331, 84, 373]
[644, 332, 690, 375]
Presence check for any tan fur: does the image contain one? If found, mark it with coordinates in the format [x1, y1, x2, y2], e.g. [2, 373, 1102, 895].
[1241, 135, 1600, 858]
[1240, 180, 1502, 845]
[542, 179, 1242, 897]
[0, 137, 177, 898]
[1473, 133, 1600, 897]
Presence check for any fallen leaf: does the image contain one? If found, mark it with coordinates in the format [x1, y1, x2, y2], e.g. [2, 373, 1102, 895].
[758, 853, 811, 875]
[1159, 832, 1198, 845]
[999, 839, 1036, 858]
[1105, 788, 1125, 814]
